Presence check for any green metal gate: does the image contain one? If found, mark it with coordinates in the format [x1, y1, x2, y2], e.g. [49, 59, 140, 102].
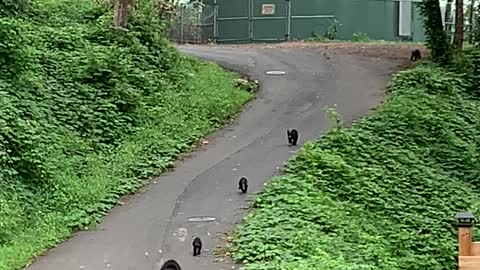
[289, 0, 335, 40]
[200, 0, 426, 44]
[215, 0, 250, 43]
[213, 0, 290, 43]
[251, 0, 288, 42]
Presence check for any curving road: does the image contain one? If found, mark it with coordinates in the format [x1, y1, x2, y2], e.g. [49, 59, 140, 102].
[27, 44, 402, 270]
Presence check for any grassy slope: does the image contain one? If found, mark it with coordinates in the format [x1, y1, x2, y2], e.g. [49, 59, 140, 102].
[231, 63, 480, 270]
[0, 1, 252, 269]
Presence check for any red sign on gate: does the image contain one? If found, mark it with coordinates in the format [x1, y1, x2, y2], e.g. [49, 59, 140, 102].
[262, 4, 275, 15]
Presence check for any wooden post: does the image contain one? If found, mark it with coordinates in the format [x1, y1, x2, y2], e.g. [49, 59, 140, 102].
[456, 211, 476, 266]
[459, 226, 473, 256]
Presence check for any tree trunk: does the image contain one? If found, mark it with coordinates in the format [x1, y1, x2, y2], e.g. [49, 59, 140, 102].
[468, 0, 476, 43]
[419, 0, 451, 63]
[453, 0, 464, 48]
[113, 0, 130, 29]
[445, 0, 454, 33]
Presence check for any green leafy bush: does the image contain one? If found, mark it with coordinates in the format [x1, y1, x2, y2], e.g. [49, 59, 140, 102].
[351, 32, 370, 42]
[323, 19, 340, 41]
[0, 0, 30, 16]
[0, 0, 252, 269]
[447, 48, 480, 97]
[231, 63, 480, 270]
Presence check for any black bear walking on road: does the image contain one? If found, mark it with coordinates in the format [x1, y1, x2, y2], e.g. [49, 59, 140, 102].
[160, 259, 182, 270]
[238, 176, 248, 193]
[287, 129, 299, 146]
[192, 237, 202, 256]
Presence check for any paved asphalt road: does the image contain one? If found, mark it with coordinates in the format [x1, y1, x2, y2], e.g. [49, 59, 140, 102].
[27, 44, 401, 270]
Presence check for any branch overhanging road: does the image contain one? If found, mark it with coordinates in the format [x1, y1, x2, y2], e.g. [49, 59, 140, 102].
[27, 44, 402, 270]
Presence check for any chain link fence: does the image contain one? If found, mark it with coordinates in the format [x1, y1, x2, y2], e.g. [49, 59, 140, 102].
[169, 1, 214, 44]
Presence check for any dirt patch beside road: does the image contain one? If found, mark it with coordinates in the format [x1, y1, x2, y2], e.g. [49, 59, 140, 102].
[195, 41, 428, 68]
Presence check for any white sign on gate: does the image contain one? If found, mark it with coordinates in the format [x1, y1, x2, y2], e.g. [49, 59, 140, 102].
[262, 4, 275, 15]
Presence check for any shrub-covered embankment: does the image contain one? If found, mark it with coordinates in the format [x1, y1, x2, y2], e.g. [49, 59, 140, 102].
[0, 1, 252, 269]
[231, 50, 480, 270]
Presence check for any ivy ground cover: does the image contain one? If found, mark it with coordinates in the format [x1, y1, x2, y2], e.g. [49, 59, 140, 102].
[0, 0, 253, 269]
[231, 63, 480, 270]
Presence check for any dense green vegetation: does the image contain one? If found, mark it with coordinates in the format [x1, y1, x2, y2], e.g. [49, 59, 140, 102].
[0, 0, 252, 269]
[230, 50, 480, 270]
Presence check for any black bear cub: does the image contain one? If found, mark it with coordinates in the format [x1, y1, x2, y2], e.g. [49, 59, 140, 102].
[411, 49, 422, 61]
[287, 129, 299, 146]
[238, 177, 248, 193]
[192, 237, 202, 256]
[160, 259, 182, 270]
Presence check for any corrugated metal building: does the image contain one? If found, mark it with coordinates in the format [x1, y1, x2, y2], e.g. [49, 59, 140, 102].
[199, 0, 426, 43]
